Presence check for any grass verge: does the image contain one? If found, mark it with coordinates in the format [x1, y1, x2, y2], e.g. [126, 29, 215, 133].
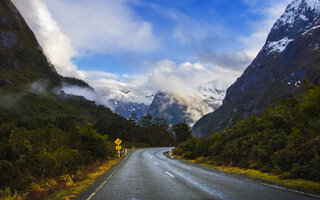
[0, 157, 120, 200]
[175, 156, 320, 194]
[46, 158, 120, 200]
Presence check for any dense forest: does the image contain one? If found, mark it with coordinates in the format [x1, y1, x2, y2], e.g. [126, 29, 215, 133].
[0, 0, 177, 194]
[0, 88, 176, 194]
[174, 81, 320, 182]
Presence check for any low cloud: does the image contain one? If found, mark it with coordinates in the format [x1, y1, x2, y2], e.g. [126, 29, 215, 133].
[1, 79, 53, 108]
[149, 60, 237, 94]
[12, 0, 78, 77]
[198, 51, 252, 71]
[58, 83, 107, 106]
[29, 79, 49, 95]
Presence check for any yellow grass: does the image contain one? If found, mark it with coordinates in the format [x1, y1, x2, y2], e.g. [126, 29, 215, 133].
[0, 157, 120, 200]
[47, 158, 120, 200]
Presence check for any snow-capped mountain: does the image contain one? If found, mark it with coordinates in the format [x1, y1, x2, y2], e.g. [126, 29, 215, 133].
[264, 0, 320, 55]
[193, 0, 320, 137]
[95, 85, 153, 119]
[148, 82, 226, 126]
[95, 79, 226, 123]
[197, 81, 226, 106]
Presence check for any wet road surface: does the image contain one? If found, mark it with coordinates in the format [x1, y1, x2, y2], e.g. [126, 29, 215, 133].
[77, 147, 320, 200]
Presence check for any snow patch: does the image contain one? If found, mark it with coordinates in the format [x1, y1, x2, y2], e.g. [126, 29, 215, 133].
[266, 37, 294, 54]
[273, 0, 320, 30]
[303, 25, 320, 35]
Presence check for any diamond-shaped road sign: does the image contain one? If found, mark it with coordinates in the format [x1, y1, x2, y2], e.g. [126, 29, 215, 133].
[114, 138, 122, 146]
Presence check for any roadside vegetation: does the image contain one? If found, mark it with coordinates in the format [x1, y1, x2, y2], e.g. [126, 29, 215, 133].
[0, 91, 177, 199]
[174, 81, 320, 192]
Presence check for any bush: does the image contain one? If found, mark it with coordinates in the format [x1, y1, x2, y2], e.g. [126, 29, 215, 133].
[175, 83, 320, 182]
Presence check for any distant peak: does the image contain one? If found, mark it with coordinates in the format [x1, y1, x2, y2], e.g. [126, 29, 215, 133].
[294, 0, 320, 10]
[262, 0, 320, 55]
[273, 0, 320, 32]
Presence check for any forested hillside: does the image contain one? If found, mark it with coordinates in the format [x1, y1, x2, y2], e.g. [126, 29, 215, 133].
[175, 81, 320, 182]
[0, 0, 175, 197]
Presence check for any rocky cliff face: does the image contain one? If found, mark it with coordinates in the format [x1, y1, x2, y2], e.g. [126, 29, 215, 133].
[0, 0, 60, 89]
[193, 0, 320, 137]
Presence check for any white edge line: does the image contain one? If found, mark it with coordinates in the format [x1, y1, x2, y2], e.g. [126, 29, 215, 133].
[166, 171, 174, 178]
[86, 151, 132, 200]
[261, 183, 320, 198]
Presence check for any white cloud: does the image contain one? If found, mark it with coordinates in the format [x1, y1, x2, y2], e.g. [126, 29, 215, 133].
[42, 0, 159, 54]
[11, 0, 159, 78]
[12, 0, 78, 77]
[148, 60, 240, 97]
[77, 71, 119, 81]
[199, 51, 252, 71]
[11, 0, 293, 116]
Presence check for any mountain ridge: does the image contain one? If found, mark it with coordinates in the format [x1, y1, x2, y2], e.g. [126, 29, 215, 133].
[193, 0, 320, 137]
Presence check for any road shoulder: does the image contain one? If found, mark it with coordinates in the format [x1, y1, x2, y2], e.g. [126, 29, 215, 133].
[75, 150, 134, 200]
[167, 152, 320, 198]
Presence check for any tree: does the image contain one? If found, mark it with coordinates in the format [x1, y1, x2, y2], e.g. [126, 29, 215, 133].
[173, 122, 192, 144]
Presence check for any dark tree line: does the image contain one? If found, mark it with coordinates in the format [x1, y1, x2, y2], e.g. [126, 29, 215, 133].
[0, 105, 192, 194]
[174, 82, 320, 182]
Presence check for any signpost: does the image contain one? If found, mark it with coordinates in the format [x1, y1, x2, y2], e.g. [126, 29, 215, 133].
[114, 138, 122, 157]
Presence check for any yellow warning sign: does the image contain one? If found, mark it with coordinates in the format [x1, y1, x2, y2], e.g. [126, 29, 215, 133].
[115, 145, 121, 150]
[114, 138, 122, 146]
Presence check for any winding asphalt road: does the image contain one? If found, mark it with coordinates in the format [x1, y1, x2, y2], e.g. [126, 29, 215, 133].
[77, 147, 320, 200]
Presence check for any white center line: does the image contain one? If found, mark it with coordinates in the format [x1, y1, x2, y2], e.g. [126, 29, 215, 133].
[154, 162, 158, 165]
[166, 171, 174, 178]
[86, 151, 132, 200]
[261, 183, 320, 198]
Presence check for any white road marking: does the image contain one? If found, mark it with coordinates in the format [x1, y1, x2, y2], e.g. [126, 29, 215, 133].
[154, 162, 158, 165]
[86, 151, 132, 200]
[166, 171, 174, 178]
[260, 183, 320, 198]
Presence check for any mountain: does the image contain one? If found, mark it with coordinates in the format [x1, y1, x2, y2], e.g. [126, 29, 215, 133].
[0, 0, 60, 89]
[0, 0, 124, 125]
[95, 85, 152, 119]
[113, 101, 149, 119]
[148, 82, 226, 125]
[193, 0, 320, 137]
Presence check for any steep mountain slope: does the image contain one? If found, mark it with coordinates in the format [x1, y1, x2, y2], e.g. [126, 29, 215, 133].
[148, 82, 226, 125]
[0, 0, 123, 125]
[0, 0, 60, 89]
[193, 0, 320, 137]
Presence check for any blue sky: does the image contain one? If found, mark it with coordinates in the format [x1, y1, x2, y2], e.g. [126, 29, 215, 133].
[74, 0, 263, 74]
[13, 0, 291, 97]
[69, 0, 290, 75]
